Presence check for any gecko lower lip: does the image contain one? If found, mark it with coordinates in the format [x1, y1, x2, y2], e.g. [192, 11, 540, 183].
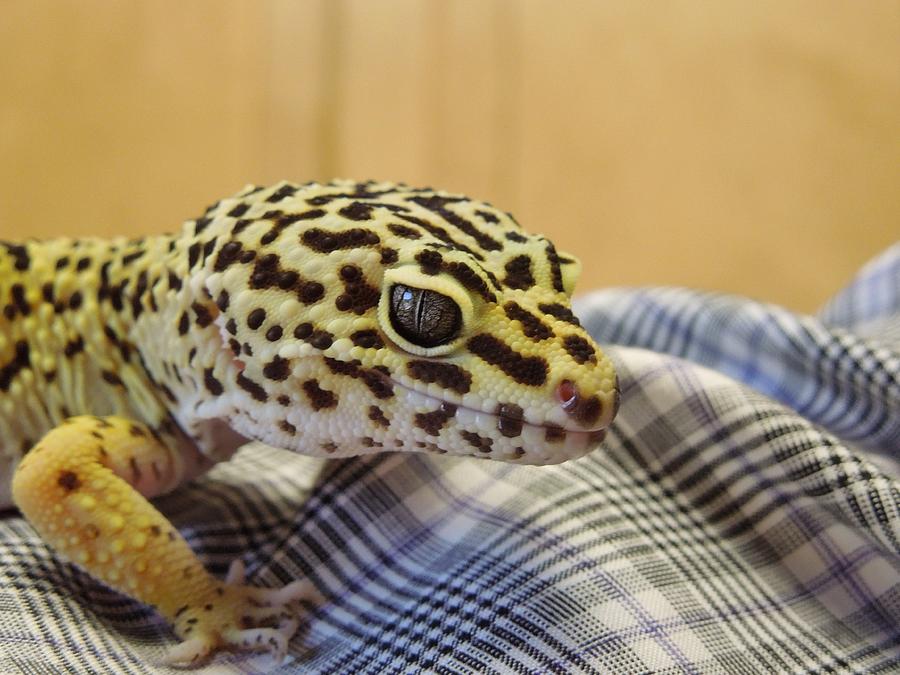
[384, 373, 607, 437]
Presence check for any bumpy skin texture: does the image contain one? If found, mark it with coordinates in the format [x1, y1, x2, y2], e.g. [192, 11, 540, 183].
[1, 180, 618, 664]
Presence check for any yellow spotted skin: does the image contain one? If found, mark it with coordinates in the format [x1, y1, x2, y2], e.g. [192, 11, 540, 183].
[1, 180, 618, 664]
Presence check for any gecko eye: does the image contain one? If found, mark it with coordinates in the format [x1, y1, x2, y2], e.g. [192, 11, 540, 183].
[389, 284, 462, 348]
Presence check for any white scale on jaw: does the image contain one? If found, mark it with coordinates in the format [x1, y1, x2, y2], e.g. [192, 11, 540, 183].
[386, 376, 603, 463]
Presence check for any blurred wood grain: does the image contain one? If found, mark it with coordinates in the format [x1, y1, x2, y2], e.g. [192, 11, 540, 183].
[1, 0, 897, 311]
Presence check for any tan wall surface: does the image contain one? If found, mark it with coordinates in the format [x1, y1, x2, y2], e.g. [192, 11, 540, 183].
[1, 1, 897, 312]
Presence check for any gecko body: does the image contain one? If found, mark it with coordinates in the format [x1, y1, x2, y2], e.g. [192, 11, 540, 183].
[1, 180, 618, 663]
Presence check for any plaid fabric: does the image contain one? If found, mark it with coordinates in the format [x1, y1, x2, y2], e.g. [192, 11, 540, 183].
[2, 246, 899, 673]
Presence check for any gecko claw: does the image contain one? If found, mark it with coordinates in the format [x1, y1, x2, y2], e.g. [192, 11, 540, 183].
[160, 558, 312, 665]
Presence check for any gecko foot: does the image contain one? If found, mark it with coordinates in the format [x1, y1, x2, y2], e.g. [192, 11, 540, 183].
[160, 559, 310, 666]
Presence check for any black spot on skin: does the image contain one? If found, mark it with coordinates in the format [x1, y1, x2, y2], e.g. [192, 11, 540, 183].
[406, 360, 471, 394]
[0, 340, 31, 391]
[247, 250, 323, 305]
[204, 368, 224, 395]
[216, 291, 230, 312]
[178, 312, 190, 335]
[122, 249, 144, 265]
[544, 423, 566, 442]
[267, 184, 297, 202]
[228, 203, 250, 217]
[339, 201, 377, 220]
[192, 303, 214, 328]
[408, 195, 502, 252]
[195, 218, 213, 235]
[57, 470, 81, 492]
[496, 403, 524, 438]
[396, 214, 485, 261]
[339, 265, 360, 281]
[299, 281, 325, 304]
[323, 357, 394, 399]
[159, 383, 178, 403]
[460, 430, 493, 452]
[350, 329, 383, 349]
[293, 323, 313, 339]
[415, 249, 443, 275]
[368, 405, 390, 428]
[504, 302, 553, 341]
[187, 242, 201, 269]
[55, 256, 70, 270]
[467, 334, 548, 386]
[247, 308, 266, 330]
[445, 262, 496, 304]
[544, 240, 565, 293]
[168, 270, 183, 291]
[335, 268, 380, 315]
[266, 325, 283, 342]
[562, 334, 597, 364]
[277, 395, 291, 406]
[415, 403, 457, 436]
[387, 223, 421, 239]
[539, 303, 581, 327]
[232, 219, 253, 236]
[214, 241, 243, 271]
[130, 270, 150, 319]
[309, 330, 334, 350]
[475, 210, 499, 224]
[306, 185, 397, 206]
[11, 284, 30, 316]
[505, 231, 528, 244]
[380, 247, 399, 264]
[503, 255, 535, 290]
[101, 370, 124, 386]
[236, 373, 268, 402]
[2, 242, 31, 271]
[68, 291, 83, 311]
[64, 337, 85, 358]
[263, 356, 291, 381]
[225, 318, 238, 335]
[301, 227, 380, 253]
[302, 379, 337, 410]
[76, 256, 91, 272]
[279, 420, 297, 435]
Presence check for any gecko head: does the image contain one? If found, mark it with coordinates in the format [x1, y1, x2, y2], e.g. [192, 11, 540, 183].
[196, 181, 618, 465]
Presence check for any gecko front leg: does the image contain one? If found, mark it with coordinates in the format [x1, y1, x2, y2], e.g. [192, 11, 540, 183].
[12, 415, 309, 665]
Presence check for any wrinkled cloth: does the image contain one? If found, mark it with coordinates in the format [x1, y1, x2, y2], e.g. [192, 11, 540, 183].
[1, 245, 898, 674]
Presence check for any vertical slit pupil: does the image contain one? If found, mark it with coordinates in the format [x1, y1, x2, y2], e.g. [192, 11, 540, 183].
[389, 284, 461, 348]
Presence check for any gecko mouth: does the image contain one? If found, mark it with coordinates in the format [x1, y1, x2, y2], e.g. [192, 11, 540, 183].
[383, 372, 609, 462]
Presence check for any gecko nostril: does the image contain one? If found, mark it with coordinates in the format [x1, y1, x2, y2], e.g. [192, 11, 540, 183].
[556, 379, 579, 412]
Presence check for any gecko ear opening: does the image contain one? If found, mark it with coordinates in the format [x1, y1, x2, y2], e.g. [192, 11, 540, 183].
[558, 251, 581, 296]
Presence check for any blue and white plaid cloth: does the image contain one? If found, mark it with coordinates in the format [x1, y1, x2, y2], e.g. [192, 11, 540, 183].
[2, 244, 898, 673]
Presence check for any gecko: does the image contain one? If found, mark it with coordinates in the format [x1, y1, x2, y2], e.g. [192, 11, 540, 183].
[0, 180, 619, 665]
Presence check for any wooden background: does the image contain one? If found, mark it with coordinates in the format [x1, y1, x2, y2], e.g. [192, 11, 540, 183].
[1, 1, 897, 312]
